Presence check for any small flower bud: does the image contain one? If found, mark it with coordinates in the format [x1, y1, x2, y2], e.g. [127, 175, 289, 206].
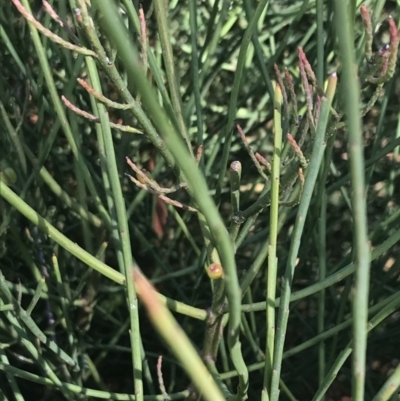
[206, 263, 223, 280]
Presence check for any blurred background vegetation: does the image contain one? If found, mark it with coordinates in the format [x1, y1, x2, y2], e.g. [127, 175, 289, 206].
[1, 0, 400, 400]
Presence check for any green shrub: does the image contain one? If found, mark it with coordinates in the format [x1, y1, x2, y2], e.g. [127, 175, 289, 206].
[1, 1, 400, 400]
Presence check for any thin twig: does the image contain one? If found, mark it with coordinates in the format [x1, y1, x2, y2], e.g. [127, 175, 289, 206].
[126, 173, 198, 213]
[236, 123, 270, 179]
[42, 0, 81, 44]
[314, 96, 321, 127]
[367, 16, 399, 84]
[361, 85, 384, 116]
[42, 0, 63, 27]
[196, 145, 203, 165]
[61, 96, 142, 134]
[285, 68, 298, 120]
[255, 153, 271, 171]
[110, 121, 142, 134]
[287, 134, 307, 169]
[298, 47, 315, 131]
[62, 95, 99, 121]
[157, 356, 169, 401]
[298, 47, 324, 96]
[274, 64, 289, 131]
[11, 0, 97, 58]
[77, 79, 134, 110]
[126, 157, 187, 193]
[139, 5, 148, 75]
[360, 4, 373, 60]
[279, 168, 305, 207]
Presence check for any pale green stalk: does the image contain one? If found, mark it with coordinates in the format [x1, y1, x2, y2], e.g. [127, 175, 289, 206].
[79, 31, 143, 395]
[189, 0, 204, 153]
[26, 277, 45, 316]
[215, 0, 270, 201]
[153, 0, 192, 154]
[263, 84, 282, 399]
[270, 74, 337, 401]
[0, 349, 24, 401]
[334, 3, 370, 400]
[316, 0, 325, 84]
[121, 0, 178, 129]
[317, 194, 327, 384]
[134, 270, 226, 401]
[371, 363, 400, 401]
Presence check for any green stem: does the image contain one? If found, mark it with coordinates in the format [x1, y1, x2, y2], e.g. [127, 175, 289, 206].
[87, 63, 143, 397]
[153, 0, 192, 155]
[135, 270, 226, 401]
[189, 0, 204, 154]
[371, 362, 400, 401]
[334, 3, 370, 400]
[263, 84, 282, 396]
[215, 0, 270, 202]
[316, 0, 325, 85]
[270, 74, 337, 401]
[317, 194, 327, 385]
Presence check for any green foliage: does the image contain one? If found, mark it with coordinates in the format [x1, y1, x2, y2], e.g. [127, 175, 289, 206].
[0, 1, 400, 400]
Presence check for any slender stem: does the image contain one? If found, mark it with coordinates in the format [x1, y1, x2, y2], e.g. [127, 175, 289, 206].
[334, 3, 370, 400]
[270, 74, 337, 401]
[26, 277, 46, 316]
[371, 362, 400, 401]
[317, 194, 327, 384]
[189, 0, 204, 157]
[153, 0, 192, 155]
[242, 0, 274, 99]
[78, 5, 179, 175]
[184, 0, 231, 122]
[10, 0, 97, 57]
[134, 269, 226, 401]
[215, 0, 270, 202]
[91, 76, 143, 394]
[121, 0, 176, 118]
[316, 0, 324, 85]
[229, 161, 242, 242]
[263, 84, 282, 396]
[0, 348, 24, 401]
[0, 277, 76, 400]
